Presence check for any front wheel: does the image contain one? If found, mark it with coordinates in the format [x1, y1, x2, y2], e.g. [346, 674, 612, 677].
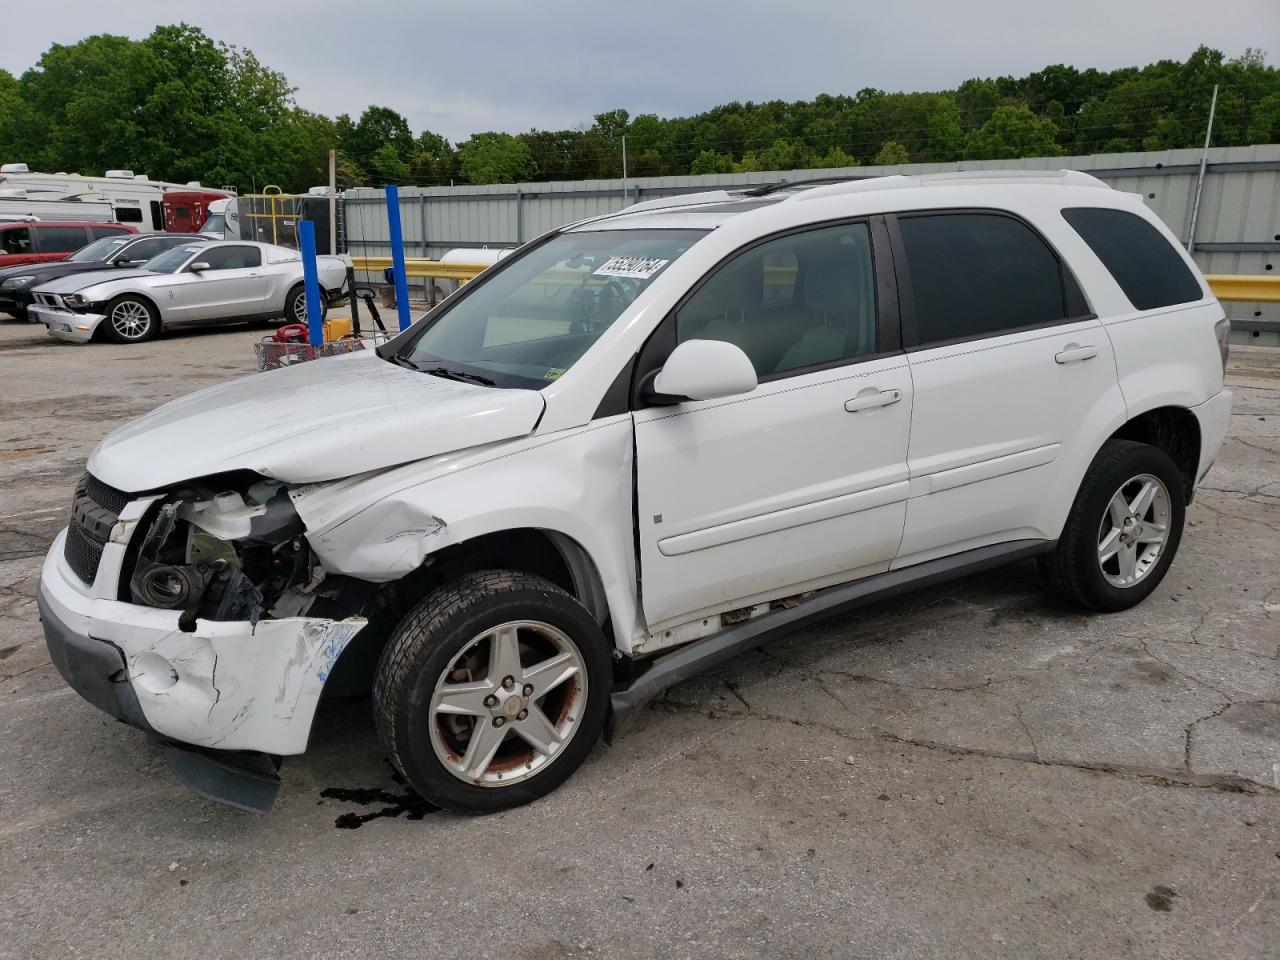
[284, 284, 327, 326]
[102, 295, 159, 344]
[1039, 439, 1186, 612]
[374, 571, 611, 813]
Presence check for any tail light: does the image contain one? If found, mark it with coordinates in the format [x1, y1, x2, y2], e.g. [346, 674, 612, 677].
[1214, 318, 1231, 376]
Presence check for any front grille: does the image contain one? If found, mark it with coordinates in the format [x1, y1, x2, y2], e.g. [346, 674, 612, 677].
[63, 473, 130, 586]
[36, 293, 63, 308]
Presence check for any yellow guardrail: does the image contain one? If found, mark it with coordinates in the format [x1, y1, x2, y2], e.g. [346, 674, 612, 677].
[352, 258, 1280, 304]
[350, 257, 490, 282]
[1205, 275, 1280, 303]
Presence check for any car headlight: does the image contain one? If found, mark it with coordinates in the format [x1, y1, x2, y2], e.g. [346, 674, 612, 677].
[0, 276, 35, 289]
[62, 293, 89, 309]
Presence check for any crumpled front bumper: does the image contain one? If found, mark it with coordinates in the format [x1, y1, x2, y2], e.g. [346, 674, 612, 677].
[30, 304, 105, 343]
[38, 526, 366, 756]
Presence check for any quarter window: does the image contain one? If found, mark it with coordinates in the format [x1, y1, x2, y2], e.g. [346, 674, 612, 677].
[898, 213, 1072, 346]
[675, 222, 878, 377]
[1062, 207, 1202, 310]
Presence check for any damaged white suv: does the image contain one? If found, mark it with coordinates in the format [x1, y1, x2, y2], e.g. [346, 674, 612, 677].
[38, 171, 1233, 813]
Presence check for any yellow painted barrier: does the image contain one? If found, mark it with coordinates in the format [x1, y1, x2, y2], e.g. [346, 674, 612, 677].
[1206, 275, 1280, 303]
[352, 258, 1280, 305]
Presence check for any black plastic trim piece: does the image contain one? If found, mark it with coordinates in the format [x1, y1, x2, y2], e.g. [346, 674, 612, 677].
[610, 539, 1054, 724]
[158, 741, 282, 814]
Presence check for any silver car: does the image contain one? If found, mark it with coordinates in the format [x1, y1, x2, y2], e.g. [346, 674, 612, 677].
[29, 240, 347, 344]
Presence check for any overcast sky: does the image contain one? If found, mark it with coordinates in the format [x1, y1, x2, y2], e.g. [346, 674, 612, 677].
[4, 1, 1277, 142]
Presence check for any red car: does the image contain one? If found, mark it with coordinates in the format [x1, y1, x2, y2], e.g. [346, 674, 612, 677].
[0, 221, 137, 269]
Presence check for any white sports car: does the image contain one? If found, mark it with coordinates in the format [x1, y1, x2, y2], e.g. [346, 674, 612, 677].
[30, 240, 347, 344]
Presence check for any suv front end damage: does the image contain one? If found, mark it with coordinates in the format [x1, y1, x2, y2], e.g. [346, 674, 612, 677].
[37, 472, 367, 810]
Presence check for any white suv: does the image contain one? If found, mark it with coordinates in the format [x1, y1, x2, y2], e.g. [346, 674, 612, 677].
[37, 171, 1233, 813]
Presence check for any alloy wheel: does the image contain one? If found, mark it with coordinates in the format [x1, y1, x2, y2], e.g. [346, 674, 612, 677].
[427, 620, 587, 787]
[110, 301, 151, 340]
[1097, 473, 1171, 588]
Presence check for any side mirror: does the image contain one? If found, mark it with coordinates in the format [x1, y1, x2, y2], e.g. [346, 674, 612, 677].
[189, 261, 211, 273]
[114, 259, 138, 267]
[646, 339, 757, 404]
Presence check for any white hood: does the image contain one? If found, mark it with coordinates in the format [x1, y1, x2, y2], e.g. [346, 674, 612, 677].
[88, 350, 546, 491]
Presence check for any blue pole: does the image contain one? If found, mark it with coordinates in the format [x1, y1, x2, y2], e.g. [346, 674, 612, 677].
[299, 219, 324, 347]
[386, 184, 412, 331]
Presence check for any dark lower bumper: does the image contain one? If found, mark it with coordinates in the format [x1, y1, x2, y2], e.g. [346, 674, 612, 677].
[37, 585, 280, 813]
[38, 584, 153, 733]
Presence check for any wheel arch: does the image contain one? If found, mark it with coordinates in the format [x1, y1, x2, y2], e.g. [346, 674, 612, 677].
[99, 290, 164, 339]
[1106, 405, 1201, 503]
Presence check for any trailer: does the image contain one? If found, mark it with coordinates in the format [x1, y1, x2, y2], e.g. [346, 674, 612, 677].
[0, 195, 115, 223]
[0, 164, 231, 233]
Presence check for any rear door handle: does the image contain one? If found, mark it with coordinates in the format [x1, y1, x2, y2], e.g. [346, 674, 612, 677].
[1055, 343, 1097, 364]
[844, 388, 903, 413]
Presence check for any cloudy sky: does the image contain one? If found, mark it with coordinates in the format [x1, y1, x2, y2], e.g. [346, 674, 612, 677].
[4, 0, 1276, 142]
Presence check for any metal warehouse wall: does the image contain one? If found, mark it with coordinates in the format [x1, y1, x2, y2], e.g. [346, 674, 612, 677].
[342, 144, 1280, 331]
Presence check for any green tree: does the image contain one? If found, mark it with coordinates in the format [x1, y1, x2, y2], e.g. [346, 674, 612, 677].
[964, 104, 1063, 159]
[457, 132, 537, 184]
[873, 140, 910, 165]
[689, 149, 733, 174]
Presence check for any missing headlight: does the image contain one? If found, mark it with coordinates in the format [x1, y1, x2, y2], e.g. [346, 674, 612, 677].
[129, 480, 321, 626]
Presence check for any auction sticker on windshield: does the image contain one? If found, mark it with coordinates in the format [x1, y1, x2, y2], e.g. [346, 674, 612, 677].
[593, 256, 670, 280]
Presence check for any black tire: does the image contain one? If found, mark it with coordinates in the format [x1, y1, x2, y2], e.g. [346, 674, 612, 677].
[1039, 439, 1185, 612]
[284, 284, 327, 326]
[374, 570, 611, 813]
[101, 295, 159, 344]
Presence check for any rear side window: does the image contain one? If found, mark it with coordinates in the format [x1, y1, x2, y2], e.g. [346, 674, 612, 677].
[37, 226, 88, 252]
[897, 213, 1074, 347]
[1062, 207, 1203, 310]
[91, 225, 128, 239]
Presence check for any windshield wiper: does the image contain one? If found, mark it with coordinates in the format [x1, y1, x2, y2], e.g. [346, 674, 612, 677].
[388, 353, 423, 371]
[421, 366, 497, 387]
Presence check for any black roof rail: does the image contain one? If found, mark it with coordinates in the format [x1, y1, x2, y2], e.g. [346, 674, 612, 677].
[739, 174, 870, 197]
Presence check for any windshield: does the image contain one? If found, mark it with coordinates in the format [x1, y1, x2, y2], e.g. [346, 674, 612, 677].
[144, 244, 204, 274]
[69, 237, 130, 262]
[397, 229, 705, 388]
[200, 214, 226, 236]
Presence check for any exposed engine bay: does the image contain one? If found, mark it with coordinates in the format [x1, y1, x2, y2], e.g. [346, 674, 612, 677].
[129, 478, 327, 627]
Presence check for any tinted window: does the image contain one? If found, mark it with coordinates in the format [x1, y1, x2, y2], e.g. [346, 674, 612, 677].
[676, 222, 877, 377]
[37, 226, 88, 253]
[196, 245, 261, 270]
[1, 227, 31, 254]
[113, 207, 144, 223]
[899, 213, 1070, 346]
[91, 225, 129, 240]
[149, 201, 163, 231]
[1062, 207, 1202, 310]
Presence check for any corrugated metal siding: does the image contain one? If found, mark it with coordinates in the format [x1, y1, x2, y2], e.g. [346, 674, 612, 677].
[343, 145, 1280, 326]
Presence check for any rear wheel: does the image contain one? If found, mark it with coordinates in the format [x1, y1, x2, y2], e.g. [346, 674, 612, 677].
[284, 284, 327, 326]
[1039, 439, 1185, 611]
[374, 570, 611, 813]
[102, 295, 159, 344]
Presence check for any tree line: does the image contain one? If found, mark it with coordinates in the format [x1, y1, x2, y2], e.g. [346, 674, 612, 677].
[1, 26, 1277, 194]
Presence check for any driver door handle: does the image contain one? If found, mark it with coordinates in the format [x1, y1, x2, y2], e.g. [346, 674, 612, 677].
[844, 389, 902, 413]
[1055, 343, 1097, 364]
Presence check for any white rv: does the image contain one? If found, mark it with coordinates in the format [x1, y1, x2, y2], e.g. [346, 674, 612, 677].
[0, 164, 232, 233]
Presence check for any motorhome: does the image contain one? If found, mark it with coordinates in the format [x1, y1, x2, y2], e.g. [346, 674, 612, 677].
[0, 164, 231, 234]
